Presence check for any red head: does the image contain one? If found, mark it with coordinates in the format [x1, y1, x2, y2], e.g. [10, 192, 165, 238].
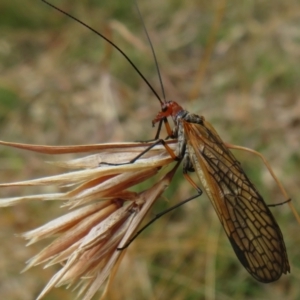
[152, 101, 184, 126]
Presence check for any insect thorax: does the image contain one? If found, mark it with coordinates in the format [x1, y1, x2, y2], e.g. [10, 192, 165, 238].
[173, 110, 204, 163]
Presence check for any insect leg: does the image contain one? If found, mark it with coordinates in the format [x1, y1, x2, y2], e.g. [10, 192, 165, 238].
[117, 189, 202, 250]
[147, 116, 174, 140]
[101, 115, 177, 166]
[225, 143, 300, 224]
[100, 137, 179, 167]
[154, 118, 164, 140]
[268, 199, 291, 207]
[137, 117, 171, 142]
[160, 117, 175, 139]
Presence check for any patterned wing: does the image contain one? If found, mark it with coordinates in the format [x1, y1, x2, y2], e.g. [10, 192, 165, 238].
[183, 119, 289, 283]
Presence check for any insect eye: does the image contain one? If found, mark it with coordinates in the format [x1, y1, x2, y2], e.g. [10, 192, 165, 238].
[162, 105, 168, 112]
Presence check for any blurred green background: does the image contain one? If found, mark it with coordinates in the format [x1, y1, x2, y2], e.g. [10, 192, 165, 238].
[0, 0, 300, 299]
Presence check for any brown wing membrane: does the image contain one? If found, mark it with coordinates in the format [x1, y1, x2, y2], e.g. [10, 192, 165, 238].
[183, 119, 290, 283]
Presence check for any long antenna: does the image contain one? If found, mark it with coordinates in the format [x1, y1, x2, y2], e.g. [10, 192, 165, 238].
[134, 1, 166, 102]
[41, 0, 163, 105]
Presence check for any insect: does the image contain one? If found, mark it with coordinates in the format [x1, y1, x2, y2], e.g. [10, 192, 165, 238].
[41, 0, 297, 284]
[152, 101, 290, 283]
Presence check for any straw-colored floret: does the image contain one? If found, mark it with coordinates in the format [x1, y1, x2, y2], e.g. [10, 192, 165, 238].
[0, 140, 177, 300]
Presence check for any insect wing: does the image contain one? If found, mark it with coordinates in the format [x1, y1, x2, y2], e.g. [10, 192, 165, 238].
[183, 119, 290, 282]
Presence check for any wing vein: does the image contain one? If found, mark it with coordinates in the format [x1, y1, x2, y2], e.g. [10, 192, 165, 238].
[182, 119, 289, 282]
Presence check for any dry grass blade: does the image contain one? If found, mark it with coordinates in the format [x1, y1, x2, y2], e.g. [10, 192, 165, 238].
[0, 140, 178, 299]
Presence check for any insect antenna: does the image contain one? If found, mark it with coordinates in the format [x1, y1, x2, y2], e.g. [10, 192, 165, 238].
[134, 0, 166, 102]
[41, 0, 163, 105]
